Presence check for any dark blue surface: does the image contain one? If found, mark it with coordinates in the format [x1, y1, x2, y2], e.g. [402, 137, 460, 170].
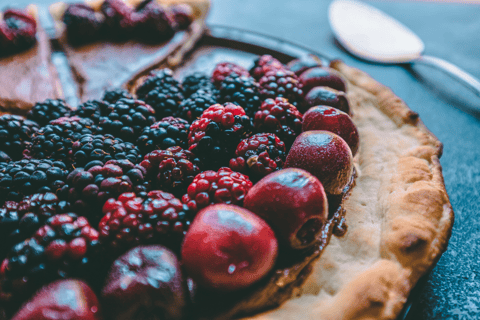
[3, 0, 480, 318]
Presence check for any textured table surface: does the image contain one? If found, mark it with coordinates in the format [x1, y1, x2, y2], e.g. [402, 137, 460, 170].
[5, 0, 480, 319]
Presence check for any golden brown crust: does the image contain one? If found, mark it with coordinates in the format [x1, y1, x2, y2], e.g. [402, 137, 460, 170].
[246, 60, 454, 320]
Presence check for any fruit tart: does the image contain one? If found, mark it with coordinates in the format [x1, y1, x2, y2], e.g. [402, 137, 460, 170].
[49, 0, 210, 102]
[0, 6, 62, 115]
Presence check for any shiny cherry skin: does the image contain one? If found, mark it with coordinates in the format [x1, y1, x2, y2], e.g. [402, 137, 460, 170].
[102, 245, 186, 320]
[181, 204, 278, 291]
[286, 55, 323, 76]
[285, 131, 353, 195]
[244, 168, 328, 250]
[299, 67, 346, 94]
[304, 86, 350, 115]
[303, 106, 359, 156]
[12, 280, 102, 320]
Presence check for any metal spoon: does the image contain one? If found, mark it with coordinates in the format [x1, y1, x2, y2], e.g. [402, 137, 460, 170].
[328, 0, 480, 99]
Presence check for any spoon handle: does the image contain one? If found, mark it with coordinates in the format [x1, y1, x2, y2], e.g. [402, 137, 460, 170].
[416, 55, 480, 97]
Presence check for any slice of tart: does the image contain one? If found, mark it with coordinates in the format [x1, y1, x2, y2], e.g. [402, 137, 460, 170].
[50, 0, 210, 103]
[0, 6, 62, 115]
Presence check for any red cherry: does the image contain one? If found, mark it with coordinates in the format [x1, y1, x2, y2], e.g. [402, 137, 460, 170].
[11, 280, 102, 320]
[299, 67, 347, 94]
[244, 168, 328, 249]
[303, 106, 359, 156]
[285, 131, 353, 195]
[181, 204, 278, 291]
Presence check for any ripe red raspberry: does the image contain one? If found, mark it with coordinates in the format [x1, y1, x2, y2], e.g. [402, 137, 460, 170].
[211, 62, 249, 87]
[250, 55, 285, 80]
[229, 133, 286, 180]
[254, 97, 303, 149]
[99, 191, 193, 254]
[258, 69, 304, 107]
[139, 146, 201, 197]
[182, 167, 253, 212]
[188, 103, 252, 169]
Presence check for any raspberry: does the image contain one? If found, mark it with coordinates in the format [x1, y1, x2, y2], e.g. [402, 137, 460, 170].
[258, 69, 304, 107]
[229, 133, 286, 180]
[0, 193, 70, 261]
[139, 146, 200, 197]
[58, 160, 149, 224]
[211, 62, 249, 88]
[102, 88, 134, 104]
[133, 0, 176, 43]
[0, 114, 39, 161]
[62, 3, 103, 45]
[250, 55, 285, 80]
[99, 191, 194, 254]
[26, 99, 72, 127]
[182, 167, 253, 212]
[254, 97, 303, 148]
[3, 9, 37, 54]
[136, 117, 190, 154]
[98, 98, 156, 142]
[188, 103, 252, 169]
[177, 89, 217, 123]
[217, 73, 261, 117]
[0, 213, 100, 307]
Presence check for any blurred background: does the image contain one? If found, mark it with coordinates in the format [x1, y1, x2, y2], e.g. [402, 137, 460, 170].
[2, 0, 480, 319]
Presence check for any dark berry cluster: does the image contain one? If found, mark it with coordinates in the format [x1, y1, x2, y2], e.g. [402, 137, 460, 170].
[136, 117, 190, 154]
[0, 9, 37, 56]
[250, 54, 285, 80]
[0, 114, 39, 161]
[258, 69, 304, 107]
[73, 100, 110, 123]
[212, 62, 249, 87]
[217, 73, 261, 117]
[26, 99, 72, 127]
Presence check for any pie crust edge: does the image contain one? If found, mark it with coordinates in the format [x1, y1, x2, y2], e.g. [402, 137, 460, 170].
[245, 60, 454, 320]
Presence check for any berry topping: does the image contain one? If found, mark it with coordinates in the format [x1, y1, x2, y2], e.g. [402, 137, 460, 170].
[258, 69, 304, 107]
[285, 131, 354, 195]
[170, 4, 194, 30]
[0, 114, 39, 160]
[181, 204, 278, 291]
[212, 62, 249, 88]
[102, 245, 186, 320]
[250, 54, 285, 80]
[140, 146, 200, 197]
[182, 167, 253, 212]
[229, 133, 286, 180]
[99, 191, 194, 254]
[101, 0, 136, 40]
[3, 9, 37, 53]
[188, 103, 252, 168]
[0, 213, 100, 305]
[253, 97, 303, 149]
[62, 4, 103, 45]
[133, 0, 176, 43]
[98, 98, 156, 142]
[299, 67, 347, 94]
[11, 280, 101, 320]
[218, 73, 261, 117]
[303, 106, 359, 156]
[26, 99, 71, 127]
[102, 88, 134, 104]
[136, 117, 190, 154]
[244, 168, 328, 249]
[178, 89, 217, 123]
[303, 86, 350, 115]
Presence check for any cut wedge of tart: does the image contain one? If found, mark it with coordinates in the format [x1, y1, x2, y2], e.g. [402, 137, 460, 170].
[0, 5, 62, 115]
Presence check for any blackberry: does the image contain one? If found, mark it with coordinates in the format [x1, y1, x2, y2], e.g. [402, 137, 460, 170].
[177, 89, 217, 123]
[3, 9, 37, 53]
[182, 167, 253, 212]
[26, 99, 72, 127]
[250, 54, 285, 80]
[58, 160, 149, 224]
[142, 85, 184, 119]
[188, 103, 252, 169]
[136, 117, 190, 154]
[0, 213, 100, 306]
[62, 3, 104, 45]
[218, 73, 261, 117]
[27, 116, 100, 164]
[99, 191, 194, 255]
[98, 98, 156, 142]
[101, 0, 136, 40]
[102, 88, 133, 104]
[73, 100, 110, 123]
[0, 193, 70, 261]
[0, 114, 39, 161]
[258, 69, 304, 107]
[135, 68, 181, 100]
[211, 62, 249, 88]
[254, 97, 303, 149]
[134, 0, 176, 43]
[0, 152, 10, 163]
[139, 146, 200, 197]
[0, 159, 68, 205]
[229, 133, 286, 180]
[71, 133, 142, 168]
[182, 73, 216, 97]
